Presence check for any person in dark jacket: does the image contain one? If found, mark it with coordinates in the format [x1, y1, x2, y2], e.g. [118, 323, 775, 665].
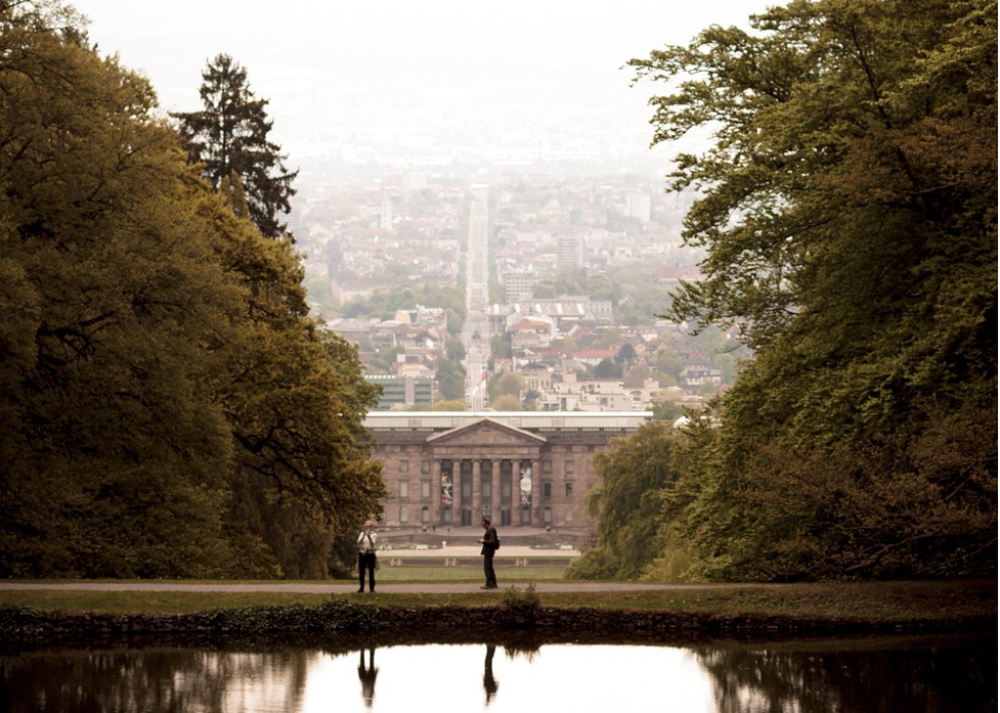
[478, 517, 498, 589]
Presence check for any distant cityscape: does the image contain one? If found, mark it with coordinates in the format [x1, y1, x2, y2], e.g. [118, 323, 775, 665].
[291, 161, 751, 416]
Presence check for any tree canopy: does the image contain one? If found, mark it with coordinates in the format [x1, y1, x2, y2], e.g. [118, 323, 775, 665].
[0, 2, 384, 578]
[566, 422, 684, 580]
[172, 54, 297, 239]
[579, 0, 996, 582]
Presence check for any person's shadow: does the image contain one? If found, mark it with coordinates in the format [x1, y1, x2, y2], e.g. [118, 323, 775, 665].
[357, 647, 379, 709]
[483, 644, 499, 705]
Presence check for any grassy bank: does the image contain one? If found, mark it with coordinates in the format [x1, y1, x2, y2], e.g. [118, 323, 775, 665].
[0, 579, 994, 625]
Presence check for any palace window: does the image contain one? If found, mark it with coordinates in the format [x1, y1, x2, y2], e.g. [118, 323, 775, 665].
[421, 481, 431, 499]
[399, 481, 409, 498]
[398, 460, 408, 473]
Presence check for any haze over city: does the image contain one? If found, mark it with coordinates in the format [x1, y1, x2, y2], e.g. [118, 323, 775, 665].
[81, 0, 773, 182]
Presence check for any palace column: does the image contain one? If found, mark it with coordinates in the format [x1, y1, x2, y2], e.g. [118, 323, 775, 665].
[491, 460, 501, 526]
[431, 458, 440, 525]
[471, 459, 481, 524]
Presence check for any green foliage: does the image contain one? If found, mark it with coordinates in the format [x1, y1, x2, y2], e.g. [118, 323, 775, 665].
[620, 0, 998, 581]
[563, 548, 620, 580]
[683, 397, 998, 581]
[435, 358, 466, 401]
[0, 605, 43, 641]
[445, 336, 466, 361]
[342, 284, 467, 326]
[491, 394, 521, 411]
[496, 372, 524, 397]
[327, 534, 360, 579]
[430, 399, 467, 411]
[499, 583, 541, 621]
[592, 358, 623, 379]
[490, 334, 512, 359]
[651, 401, 685, 422]
[200, 598, 383, 634]
[0, 4, 385, 579]
[172, 54, 297, 239]
[565, 422, 684, 580]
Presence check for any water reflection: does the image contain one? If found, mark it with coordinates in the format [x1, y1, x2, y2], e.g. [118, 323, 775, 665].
[483, 644, 498, 705]
[0, 635, 993, 713]
[690, 637, 998, 713]
[357, 648, 378, 708]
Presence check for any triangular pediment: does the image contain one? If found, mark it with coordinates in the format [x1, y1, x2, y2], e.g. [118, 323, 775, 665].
[426, 418, 547, 447]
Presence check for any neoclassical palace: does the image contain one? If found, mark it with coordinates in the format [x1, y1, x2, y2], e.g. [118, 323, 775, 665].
[365, 411, 651, 530]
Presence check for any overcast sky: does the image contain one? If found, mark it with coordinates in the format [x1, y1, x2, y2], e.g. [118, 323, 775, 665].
[76, 1, 776, 174]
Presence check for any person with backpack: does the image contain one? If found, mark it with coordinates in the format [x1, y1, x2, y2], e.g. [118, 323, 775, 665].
[478, 517, 499, 589]
[357, 520, 378, 593]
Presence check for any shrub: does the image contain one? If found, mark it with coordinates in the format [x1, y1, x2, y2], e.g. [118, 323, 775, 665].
[500, 584, 541, 622]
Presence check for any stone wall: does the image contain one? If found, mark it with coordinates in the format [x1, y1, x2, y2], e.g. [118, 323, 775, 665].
[3, 603, 986, 652]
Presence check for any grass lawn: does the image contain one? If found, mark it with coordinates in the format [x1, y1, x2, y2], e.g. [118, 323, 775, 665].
[375, 565, 566, 582]
[0, 576, 994, 624]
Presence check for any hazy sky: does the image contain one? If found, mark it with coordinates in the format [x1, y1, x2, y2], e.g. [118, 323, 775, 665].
[77, 1, 776, 171]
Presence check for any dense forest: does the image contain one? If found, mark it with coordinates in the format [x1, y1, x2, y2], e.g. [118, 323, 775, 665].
[570, 0, 997, 581]
[0, 2, 385, 578]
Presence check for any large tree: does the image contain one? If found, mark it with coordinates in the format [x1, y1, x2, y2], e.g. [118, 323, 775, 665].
[623, 0, 997, 580]
[172, 54, 297, 239]
[566, 422, 685, 580]
[0, 3, 383, 578]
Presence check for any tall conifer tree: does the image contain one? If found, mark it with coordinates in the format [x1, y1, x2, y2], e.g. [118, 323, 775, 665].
[173, 54, 297, 239]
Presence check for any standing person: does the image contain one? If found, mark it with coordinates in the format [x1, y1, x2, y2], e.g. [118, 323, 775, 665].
[357, 520, 378, 593]
[478, 517, 498, 589]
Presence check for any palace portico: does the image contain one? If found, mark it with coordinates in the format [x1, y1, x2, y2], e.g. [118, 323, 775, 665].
[364, 411, 651, 530]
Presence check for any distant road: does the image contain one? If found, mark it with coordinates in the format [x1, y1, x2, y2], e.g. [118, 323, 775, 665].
[463, 190, 492, 409]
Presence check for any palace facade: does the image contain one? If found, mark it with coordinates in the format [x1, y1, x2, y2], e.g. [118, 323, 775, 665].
[365, 411, 651, 530]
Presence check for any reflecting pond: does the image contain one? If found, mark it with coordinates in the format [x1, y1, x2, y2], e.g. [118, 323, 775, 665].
[1, 634, 994, 713]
